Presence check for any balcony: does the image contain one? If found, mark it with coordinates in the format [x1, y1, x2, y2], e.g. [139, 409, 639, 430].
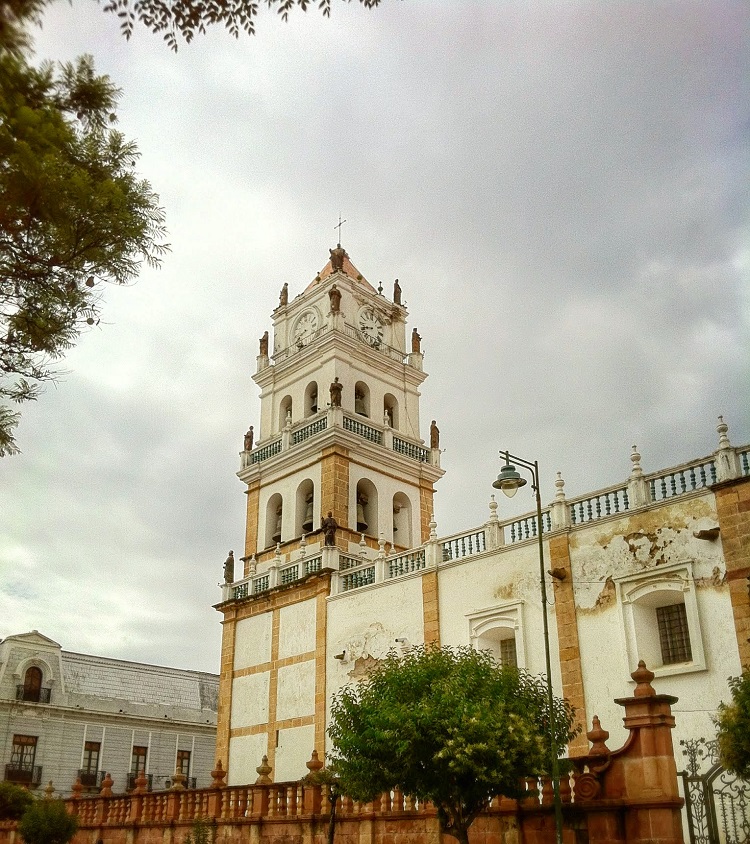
[78, 769, 106, 789]
[5, 764, 42, 786]
[15, 685, 51, 703]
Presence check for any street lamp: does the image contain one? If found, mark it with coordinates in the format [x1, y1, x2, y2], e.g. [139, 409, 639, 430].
[493, 451, 563, 844]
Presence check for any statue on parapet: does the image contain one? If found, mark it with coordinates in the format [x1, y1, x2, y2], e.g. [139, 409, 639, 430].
[223, 551, 235, 584]
[329, 376, 342, 407]
[322, 511, 338, 547]
[279, 283, 288, 307]
[411, 327, 422, 353]
[393, 278, 402, 305]
[244, 426, 254, 451]
[430, 420, 439, 449]
[259, 331, 269, 356]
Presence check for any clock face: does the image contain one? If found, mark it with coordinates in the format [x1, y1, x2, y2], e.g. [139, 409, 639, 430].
[359, 307, 384, 345]
[293, 311, 319, 343]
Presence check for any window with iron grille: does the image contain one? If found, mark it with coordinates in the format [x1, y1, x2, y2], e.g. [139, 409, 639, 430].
[656, 603, 692, 664]
[176, 749, 190, 777]
[131, 745, 147, 775]
[500, 637, 518, 668]
[10, 735, 37, 770]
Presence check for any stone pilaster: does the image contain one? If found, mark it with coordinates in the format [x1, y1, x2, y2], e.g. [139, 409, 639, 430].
[714, 476, 750, 667]
[421, 570, 440, 645]
[244, 480, 261, 563]
[548, 533, 588, 756]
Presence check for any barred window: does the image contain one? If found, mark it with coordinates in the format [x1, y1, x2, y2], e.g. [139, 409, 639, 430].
[656, 603, 692, 664]
[500, 637, 518, 668]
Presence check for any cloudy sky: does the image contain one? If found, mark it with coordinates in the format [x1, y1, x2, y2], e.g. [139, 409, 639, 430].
[2, 1, 748, 673]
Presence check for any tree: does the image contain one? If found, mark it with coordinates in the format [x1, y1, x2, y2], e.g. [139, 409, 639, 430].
[328, 645, 578, 844]
[17, 799, 78, 844]
[102, 0, 385, 51]
[715, 669, 750, 778]
[0, 0, 168, 456]
[0, 781, 35, 820]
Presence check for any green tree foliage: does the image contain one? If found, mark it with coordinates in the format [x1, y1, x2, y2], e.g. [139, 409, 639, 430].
[102, 0, 384, 51]
[715, 669, 750, 778]
[328, 645, 578, 844]
[0, 781, 35, 820]
[184, 817, 212, 844]
[17, 799, 78, 844]
[0, 0, 168, 456]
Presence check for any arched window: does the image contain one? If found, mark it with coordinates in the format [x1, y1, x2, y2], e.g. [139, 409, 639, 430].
[304, 382, 319, 417]
[22, 667, 43, 702]
[279, 395, 293, 431]
[355, 479, 378, 538]
[392, 492, 412, 547]
[384, 394, 399, 429]
[265, 493, 284, 548]
[295, 480, 316, 536]
[354, 381, 370, 418]
[468, 603, 526, 670]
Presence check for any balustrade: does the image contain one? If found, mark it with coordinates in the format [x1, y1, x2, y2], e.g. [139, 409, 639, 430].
[340, 566, 376, 591]
[388, 550, 426, 578]
[250, 438, 282, 465]
[292, 416, 327, 445]
[343, 414, 382, 444]
[392, 437, 429, 462]
[570, 488, 628, 525]
[441, 530, 486, 561]
[648, 459, 716, 502]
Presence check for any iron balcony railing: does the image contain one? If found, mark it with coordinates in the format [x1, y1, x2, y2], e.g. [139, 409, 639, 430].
[15, 685, 51, 703]
[5, 763, 42, 786]
[127, 772, 154, 792]
[78, 769, 106, 789]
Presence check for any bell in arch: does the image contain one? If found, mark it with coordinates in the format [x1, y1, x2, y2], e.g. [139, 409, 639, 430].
[354, 390, 367, 416]
[356, 492, 368, 532]
[302, 493, 314, 532]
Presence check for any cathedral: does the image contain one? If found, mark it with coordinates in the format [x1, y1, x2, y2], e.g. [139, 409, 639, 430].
[215, 245, 750, 786]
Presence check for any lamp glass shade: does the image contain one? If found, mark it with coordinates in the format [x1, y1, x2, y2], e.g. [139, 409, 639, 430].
[492, 463, 527, 498]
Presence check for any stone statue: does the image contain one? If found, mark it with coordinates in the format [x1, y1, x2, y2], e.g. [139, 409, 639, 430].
[243, 426, 254, 451]
[223, 551, 235, 584]
[259, 331, 268, 356]
[328, 284, 341, 313]
[279, 283, 288, 307]
[411, 327, 422, 353]
[393, 278, 402, 305]
[329, 244, 347, 273]
[329, 376, 342, 407]
[430, 420, 439, 450]
[356, 492, 368, 531]
[322, 511, 338, 546]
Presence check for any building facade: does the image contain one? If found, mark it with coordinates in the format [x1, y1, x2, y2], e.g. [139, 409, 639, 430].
[0, 631, 218, 795]
[216, 246, 750, 785]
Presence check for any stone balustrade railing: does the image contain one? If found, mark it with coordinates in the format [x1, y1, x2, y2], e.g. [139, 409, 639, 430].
[240, 406, 439, 471]
[223, 434, 749, 603]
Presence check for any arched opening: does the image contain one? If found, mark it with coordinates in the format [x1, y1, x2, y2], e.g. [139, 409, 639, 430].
[304, 382, 319, 418]
[392, 492, 412, 547]
[279, 395, 293, 430]
[355, 479, 378, 538]
[354, 381, 370, 418]
[22, 667, 43, 702]
[295, 479, 316, 536]
[265, 493, 283, 547]
[383, 394, 399, 429]
[476, 627, 518, 668]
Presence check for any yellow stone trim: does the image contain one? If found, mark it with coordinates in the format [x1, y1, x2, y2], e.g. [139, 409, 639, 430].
[421, 570, 440, 645]
[243, 481, 261, 563]
[548, 533, 589, 756]
[230, 715, 315, 740]
[216, 615, 237, 770]
[314, 587, 328, 757]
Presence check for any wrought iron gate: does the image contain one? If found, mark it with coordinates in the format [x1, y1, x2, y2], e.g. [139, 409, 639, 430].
[680, 738, 750, 844]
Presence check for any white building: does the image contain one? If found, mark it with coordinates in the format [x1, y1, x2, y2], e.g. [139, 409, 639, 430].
[215, 246, 750, 785]
[0, 631, 218, 795]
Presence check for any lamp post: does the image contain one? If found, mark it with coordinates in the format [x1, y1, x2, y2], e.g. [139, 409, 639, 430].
[493, 451, 563, 844]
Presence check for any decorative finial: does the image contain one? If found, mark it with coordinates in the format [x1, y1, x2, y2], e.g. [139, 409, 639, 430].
[488, 495, 498, 523]
[306, 749, 324, 775]
[334, 213, 346, 244]
[211, 760, 227, 789]
[631, 660, 656, 697]
[555, 472, 566, 502]
[247, 554, 257, 575]
[299, 533, 307, 559]
[255, 755, 272, 785]
[629, 445, 643, 478]
[586, 715, 610, 757]
[378, 281, 383, 295]
[717, 415, 731, 449]
[359, 534, 367, 557]
[378, 535, 386, 558]
[275, 543, 282, 561]
[429, 514, 438, 541]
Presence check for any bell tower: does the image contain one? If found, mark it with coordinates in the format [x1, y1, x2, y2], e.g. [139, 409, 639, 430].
[237, 244, 444, 576]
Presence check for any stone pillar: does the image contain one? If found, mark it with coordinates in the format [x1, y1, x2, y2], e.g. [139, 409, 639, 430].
[715, 415, 741, 482]
[714, 474, 750, 666]
[548, 533, 588, 756]
[485, 496, 504, 549]
[609, 662, 684, 844]
[549, 472, 571, 531]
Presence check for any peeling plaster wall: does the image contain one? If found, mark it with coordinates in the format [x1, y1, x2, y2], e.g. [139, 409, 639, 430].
[568, 491, 740, 749]
[325, 575, 424, 751]
[437, 545, 563, 693]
